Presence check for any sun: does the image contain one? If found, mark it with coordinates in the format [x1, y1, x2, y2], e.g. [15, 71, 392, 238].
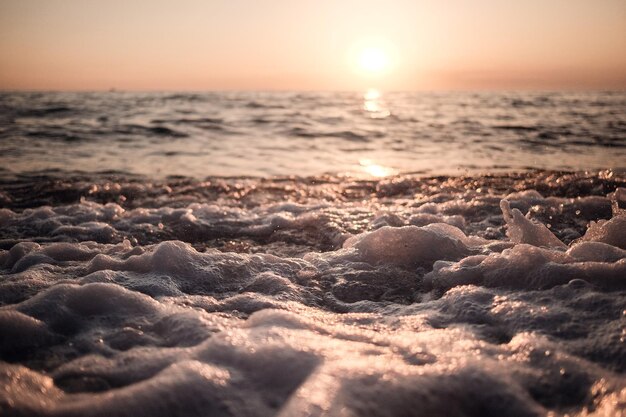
[358, 47, 389, 74]
[350, 38, 397, 78]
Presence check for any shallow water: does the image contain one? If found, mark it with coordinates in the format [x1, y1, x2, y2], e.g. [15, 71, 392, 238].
[1, 91, 625, 177]
[0, 169, 625, 416]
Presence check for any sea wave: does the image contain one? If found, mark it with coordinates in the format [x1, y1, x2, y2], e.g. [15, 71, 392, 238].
[1, 91, 624, 177]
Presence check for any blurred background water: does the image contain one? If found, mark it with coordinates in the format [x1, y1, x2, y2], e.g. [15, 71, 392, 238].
[1, 90, 624, 178]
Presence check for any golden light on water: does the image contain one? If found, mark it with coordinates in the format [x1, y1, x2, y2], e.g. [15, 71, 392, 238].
[364, 88, 381, 101]
[363, 88, 391, 119]
[358, 89, 393, 177]
[359, 158, 395, 177]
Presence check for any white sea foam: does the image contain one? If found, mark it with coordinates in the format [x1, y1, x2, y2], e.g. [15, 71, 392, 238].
[0, 172, 625, 416]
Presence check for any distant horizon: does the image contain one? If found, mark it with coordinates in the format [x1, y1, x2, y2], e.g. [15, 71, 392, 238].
[2, 85, 626, 94]
[2, 71, 625, 93]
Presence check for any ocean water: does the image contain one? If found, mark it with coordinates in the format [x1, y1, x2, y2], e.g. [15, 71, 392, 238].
[0, 92, 625, 417]
[0, 91, 624, 177]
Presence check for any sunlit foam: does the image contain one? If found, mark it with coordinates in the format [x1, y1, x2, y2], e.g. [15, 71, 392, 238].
[359, 158, 395, 177]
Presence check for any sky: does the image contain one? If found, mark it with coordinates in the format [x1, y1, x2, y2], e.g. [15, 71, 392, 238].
[0, 0, 625, 91]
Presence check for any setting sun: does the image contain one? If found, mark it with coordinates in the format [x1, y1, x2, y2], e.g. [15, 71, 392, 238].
[349, 37, 398, 80]
[358, 47, 389, 74]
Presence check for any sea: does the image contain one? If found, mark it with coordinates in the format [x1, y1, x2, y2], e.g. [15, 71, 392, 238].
[0, 91, 625, 417]
[1, 90, 625, 177]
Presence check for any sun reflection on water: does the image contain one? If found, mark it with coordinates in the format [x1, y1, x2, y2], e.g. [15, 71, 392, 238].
[358, 89, 394, 177]
[364, 88, 380, 101]
[363, 88, 390, 119]
[359, 158, 395, 177]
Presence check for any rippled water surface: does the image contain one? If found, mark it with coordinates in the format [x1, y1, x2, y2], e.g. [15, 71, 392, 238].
[1, 91, 624, 177]
[0, 91, 625, 417]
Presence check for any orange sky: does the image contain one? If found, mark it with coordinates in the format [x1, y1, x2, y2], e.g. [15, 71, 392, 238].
[1, 0, 625, 91]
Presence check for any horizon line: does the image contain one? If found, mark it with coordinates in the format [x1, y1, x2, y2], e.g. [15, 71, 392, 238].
[2, 86, 625, 94]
